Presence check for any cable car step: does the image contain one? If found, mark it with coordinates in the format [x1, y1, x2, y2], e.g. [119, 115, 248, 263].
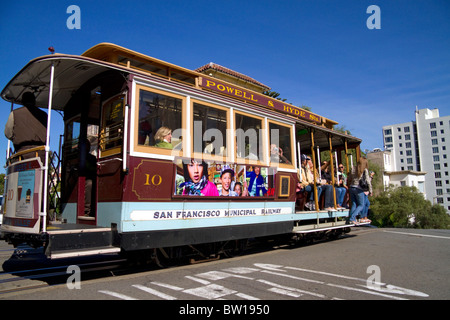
[46, 225, 120, 258]
[293, 221, 350, 233]
[292, 221, 370, 233]
[50, 246, 121, 259]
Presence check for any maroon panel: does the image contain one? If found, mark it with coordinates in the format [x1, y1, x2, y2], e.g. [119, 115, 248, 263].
[125, 157, 175, 202]
[98, 158, 124, 202]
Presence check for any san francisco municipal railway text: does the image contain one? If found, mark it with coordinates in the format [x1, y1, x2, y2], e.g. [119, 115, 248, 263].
[152, 208, 283, 219]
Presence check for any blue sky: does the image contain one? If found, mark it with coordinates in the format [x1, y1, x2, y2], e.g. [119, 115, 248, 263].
[1, 0, 449, 164]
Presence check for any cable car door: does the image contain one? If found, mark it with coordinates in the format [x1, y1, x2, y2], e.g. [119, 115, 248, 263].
[97, 94, 126, 202]
[62, 116, 99, 224]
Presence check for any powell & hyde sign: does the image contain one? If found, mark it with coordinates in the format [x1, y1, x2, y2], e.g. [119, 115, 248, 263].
[199, 78, 322, 124]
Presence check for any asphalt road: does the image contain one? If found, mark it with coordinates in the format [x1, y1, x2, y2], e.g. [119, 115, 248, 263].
[1, 227, 449, 305]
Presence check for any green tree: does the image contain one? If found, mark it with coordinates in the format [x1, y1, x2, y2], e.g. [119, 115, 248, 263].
[367, 161, 383, 196]
[262, 90, 286, 101]
[370, 186, 450, 229]
[262, 90, 311, 111]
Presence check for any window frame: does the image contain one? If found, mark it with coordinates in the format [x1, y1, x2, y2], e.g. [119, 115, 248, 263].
[134, 85, 187, 158]
[99, 94, 126, 158]
[190, 99, 231, 163]
[234, 110, 267, 166]
[268, 119, 295, 170]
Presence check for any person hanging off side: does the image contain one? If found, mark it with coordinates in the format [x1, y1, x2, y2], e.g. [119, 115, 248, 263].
[4, 92, 47, 163]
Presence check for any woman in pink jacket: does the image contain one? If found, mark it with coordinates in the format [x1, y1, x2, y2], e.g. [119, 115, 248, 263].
[182, 159, 219, 196]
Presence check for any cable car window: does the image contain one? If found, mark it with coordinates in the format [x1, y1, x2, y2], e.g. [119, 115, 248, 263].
[269, 121, 292, 165]
[67, 121, 80, 149]
[193, 102, 228, 158]
[138, 89, 183, 152]
[100, 95, 124, 157]
[235, 113, 264, 163]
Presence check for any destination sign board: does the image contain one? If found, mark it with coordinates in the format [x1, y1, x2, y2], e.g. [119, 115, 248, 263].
[199, 77, 322, 124]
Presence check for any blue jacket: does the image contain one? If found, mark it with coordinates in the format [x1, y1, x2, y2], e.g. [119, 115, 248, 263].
[247, 171, 267, 196]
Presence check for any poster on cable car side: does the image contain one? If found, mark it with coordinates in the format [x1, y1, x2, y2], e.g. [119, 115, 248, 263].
[2, 158, 43, 233]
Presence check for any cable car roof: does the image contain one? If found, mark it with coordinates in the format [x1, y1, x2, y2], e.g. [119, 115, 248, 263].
[1, 54, 127, 111]
[1, 44, 361, 149]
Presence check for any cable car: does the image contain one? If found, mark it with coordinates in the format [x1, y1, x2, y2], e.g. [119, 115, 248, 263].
[1, 43, 363, 261]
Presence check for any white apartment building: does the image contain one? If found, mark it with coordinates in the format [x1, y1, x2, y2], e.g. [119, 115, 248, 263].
[367, 149, 426, 197]
[382, 108, 450, 214]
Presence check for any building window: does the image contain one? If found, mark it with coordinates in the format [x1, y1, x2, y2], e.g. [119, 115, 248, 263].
[433, 155, 440, 162]
[430, 122, 436, 129]
[432, 138, 438, 145]
[404, 126, 410, 132]
[405, 134, 411, 140]
[431, 130, 437, 137]
[436, 181, 442, 187]
[432, 147, 439, 153]
[384, 129, 392, 135]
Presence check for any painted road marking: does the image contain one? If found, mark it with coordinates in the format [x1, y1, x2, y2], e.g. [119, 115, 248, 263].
[97, 262, 428, 300]
[132, 284, 178, 300]
[98, 290, 137, 300]
[383, 230, 450, 240]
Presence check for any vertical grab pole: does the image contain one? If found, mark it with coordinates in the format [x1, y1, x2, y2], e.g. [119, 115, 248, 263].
[41, 62, 55, 233]
[344, 139, 350, 177]
[335, 151, 339, 181]
[297, 140, 302, 182]
[123, 103, 129, 172]
[6, 102, 14, 160]
[309, 130, 319, 212]
[328, 134, 336, 208]
[316, 146, 321, 181]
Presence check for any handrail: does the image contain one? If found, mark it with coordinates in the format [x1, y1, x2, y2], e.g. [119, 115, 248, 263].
[7, 145, 45, 163]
